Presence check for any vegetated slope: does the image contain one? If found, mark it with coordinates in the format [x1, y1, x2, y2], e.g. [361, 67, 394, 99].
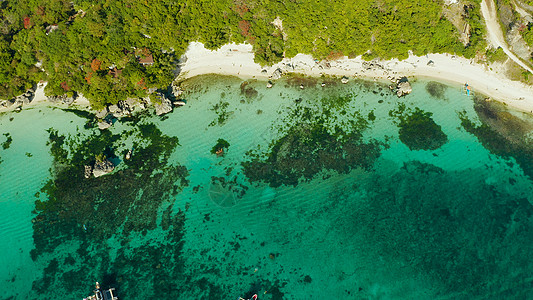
[482, 0, 533, 73]
[0, 0, 485, 107]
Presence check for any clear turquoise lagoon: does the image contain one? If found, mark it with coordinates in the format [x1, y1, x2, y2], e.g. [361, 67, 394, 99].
[1, 76, 532, 299]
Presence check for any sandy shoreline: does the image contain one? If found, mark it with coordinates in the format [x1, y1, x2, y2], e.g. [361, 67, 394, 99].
[0, 82, 91, 114]
[179, 42, 533, 114]
[2, 42, 533, 115]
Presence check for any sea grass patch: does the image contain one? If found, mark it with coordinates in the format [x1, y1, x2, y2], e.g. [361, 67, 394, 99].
[31, 121, 190, 297]
[242, 94, 384, 187]
[209, 101, 233, 127]
[425, 81, 447, 99]
[2, 133, 12, 149]
[240, 80, 259, 100]
[390, 104, 448, 151]
[459, 110, 533, 179]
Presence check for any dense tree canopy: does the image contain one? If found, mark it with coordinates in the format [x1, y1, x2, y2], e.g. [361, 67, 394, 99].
[0, 0, 486, 107]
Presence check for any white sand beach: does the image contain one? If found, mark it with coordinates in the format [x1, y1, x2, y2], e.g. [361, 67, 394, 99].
[179, 42, 533, 113]
[3, 41, 533, 114]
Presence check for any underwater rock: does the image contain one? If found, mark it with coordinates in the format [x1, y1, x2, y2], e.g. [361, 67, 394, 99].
[155, 93, 173, 116]
[92, 159, 115, 178]
[396, 77, 412, 97]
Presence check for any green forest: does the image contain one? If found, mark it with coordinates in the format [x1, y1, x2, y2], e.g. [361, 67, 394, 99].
[0, 0, 485, 108]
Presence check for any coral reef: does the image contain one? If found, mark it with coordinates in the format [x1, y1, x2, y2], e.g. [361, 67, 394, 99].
[31, 121, 189, 297]
[243, 95, 384, 187]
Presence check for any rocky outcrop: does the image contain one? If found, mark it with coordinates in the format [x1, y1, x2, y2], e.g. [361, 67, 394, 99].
[84, 165, 93, 179]
[270, 68, 283, 80]
[396, 77, 412, 97]
[92, 159, 115, 178]
[362, 60, 385, 71]
[0, 89, 35, 109]
[95, 108, 108, 119]
[107, 104, 121, 116]
[172, 100, 186, 107]
[0, 99, 15, 108]
[125, 149, 133, 160]
[98, 119, 112, 130]
[169, 82, 183, 99]
[47, 94, 75, 105]
[154, 93, 173, 116]
[341, 76, 349, 84]
[14, 89, 35, 106]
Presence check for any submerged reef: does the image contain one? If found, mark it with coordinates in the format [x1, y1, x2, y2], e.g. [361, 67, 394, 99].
[31, 121, 190, 297]
[335, 161, 533, 298]
[209, 100, 233, 127]
[459, 99, 533, 179]
[390, 104, 448, 150]
[243, 94, 385, 187]
[240, 81, 259, 100]
[425, 81, 448, 99]
[2, 133, 12, 149]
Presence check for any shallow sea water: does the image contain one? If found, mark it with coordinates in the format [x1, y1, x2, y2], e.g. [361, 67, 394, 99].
[1, 76, 533, 299]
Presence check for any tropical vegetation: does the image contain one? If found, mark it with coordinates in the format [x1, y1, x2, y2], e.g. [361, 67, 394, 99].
[0, 0, 486, 107]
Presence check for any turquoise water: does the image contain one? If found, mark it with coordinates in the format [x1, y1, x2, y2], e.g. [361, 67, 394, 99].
[1, 76, 533, 299]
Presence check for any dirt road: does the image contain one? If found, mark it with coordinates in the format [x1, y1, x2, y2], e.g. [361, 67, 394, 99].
[480, 0, 533, 73]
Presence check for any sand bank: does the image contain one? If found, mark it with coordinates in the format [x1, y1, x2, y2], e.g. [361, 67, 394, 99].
[179, 42, 533, 113]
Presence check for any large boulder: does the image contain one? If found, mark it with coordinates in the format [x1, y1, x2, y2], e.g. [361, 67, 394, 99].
[270, 68, 283, 80]
[396, 77, 412, 97]
[14, 89, 35, 105]
[97, 119, 112, 130]
[170, 82, 183, 98]
[92, 159, 115, 178]
[154, 93, 173, 116]
[95, 108, 108, 119]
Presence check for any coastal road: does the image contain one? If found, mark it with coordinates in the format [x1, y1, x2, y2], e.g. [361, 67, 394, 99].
[481, 0, 533, 74]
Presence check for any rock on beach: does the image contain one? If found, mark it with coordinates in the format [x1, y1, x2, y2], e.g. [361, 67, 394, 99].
[396, 77, 412, 97]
